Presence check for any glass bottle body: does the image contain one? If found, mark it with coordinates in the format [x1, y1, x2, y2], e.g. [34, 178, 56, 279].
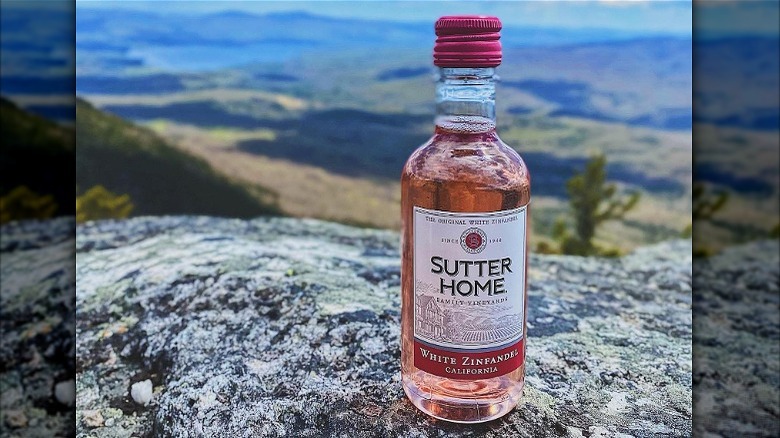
[400, 108, 531, 422]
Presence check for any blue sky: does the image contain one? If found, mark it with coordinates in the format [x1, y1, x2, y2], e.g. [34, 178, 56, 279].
[695, 1, 779, 37]
[76, 1, 695, 34]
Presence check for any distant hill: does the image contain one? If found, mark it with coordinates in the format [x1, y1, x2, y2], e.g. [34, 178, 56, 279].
[693, 37, 779, 131]
[76, 98, 281, 218]
[75, 34, 694, 132]
[74, 8, 668, 73]
[497, 38, 693, 130]
[74, 8, 655, 50]
[0, 96, 75, 215]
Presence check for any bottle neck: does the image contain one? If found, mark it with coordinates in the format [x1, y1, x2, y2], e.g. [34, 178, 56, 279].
[435, 67, 496, 133]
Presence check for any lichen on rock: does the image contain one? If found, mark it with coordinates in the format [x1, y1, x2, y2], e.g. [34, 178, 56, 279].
[693, 241, 780, 437]
[5, 216, 777, 437]
[63, 216, 698, 437]
[0, 218, 75, 438]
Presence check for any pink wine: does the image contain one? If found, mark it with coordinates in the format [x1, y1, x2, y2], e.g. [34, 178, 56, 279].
[400, 16, 531, 423]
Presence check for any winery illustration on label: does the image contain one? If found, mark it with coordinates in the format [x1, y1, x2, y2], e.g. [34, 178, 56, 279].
[413, 206, 527, 379]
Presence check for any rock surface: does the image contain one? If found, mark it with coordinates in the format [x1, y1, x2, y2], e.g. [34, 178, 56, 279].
[693, 242, 780, 436]
[0, 218, 75, 438]
[7, 216, 774, 437]
[72, 216, 692, 437]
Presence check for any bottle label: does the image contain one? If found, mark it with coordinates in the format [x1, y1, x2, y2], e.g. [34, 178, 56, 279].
[412, 205, 527, 379]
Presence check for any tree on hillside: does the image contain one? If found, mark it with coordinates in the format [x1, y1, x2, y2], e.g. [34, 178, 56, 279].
[692, 183, 728, 221]
[682, 182, 728, 238]
[688, 182, 729, 256]
[0, 186, 58, 224]
[555, 154, 640, 256]
[76, 185, 134, 223]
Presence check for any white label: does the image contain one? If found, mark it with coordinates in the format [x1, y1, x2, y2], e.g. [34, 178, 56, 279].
[413, 206, 527, 352]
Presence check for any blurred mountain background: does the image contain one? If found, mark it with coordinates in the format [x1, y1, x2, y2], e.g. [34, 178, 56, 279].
[2, 1, 777, 253]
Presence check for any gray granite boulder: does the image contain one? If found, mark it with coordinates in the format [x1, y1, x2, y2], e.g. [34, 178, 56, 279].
[1, 218, 75, 438]
[7, 218, 780, 437]
[70, 216, 693, 437]
[693, 241, 780, 437]
[14, 216, 777, 437]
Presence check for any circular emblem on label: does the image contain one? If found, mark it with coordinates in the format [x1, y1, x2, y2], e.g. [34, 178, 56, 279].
[460, 227, 487, 254]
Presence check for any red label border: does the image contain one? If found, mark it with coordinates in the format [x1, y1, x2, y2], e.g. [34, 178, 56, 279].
[413, 338, 525, 379]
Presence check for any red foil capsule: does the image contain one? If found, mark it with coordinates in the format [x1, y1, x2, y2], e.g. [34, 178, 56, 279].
[434, 15, 502, 67]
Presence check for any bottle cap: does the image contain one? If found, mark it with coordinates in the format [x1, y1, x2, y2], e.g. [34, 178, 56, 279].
[434, 15, 502, 68]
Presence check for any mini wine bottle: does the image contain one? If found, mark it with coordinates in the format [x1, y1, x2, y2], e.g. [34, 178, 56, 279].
[400, 15, 531, 423]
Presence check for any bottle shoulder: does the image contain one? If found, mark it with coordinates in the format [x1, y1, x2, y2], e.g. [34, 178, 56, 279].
[401, 131, 530, 190]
